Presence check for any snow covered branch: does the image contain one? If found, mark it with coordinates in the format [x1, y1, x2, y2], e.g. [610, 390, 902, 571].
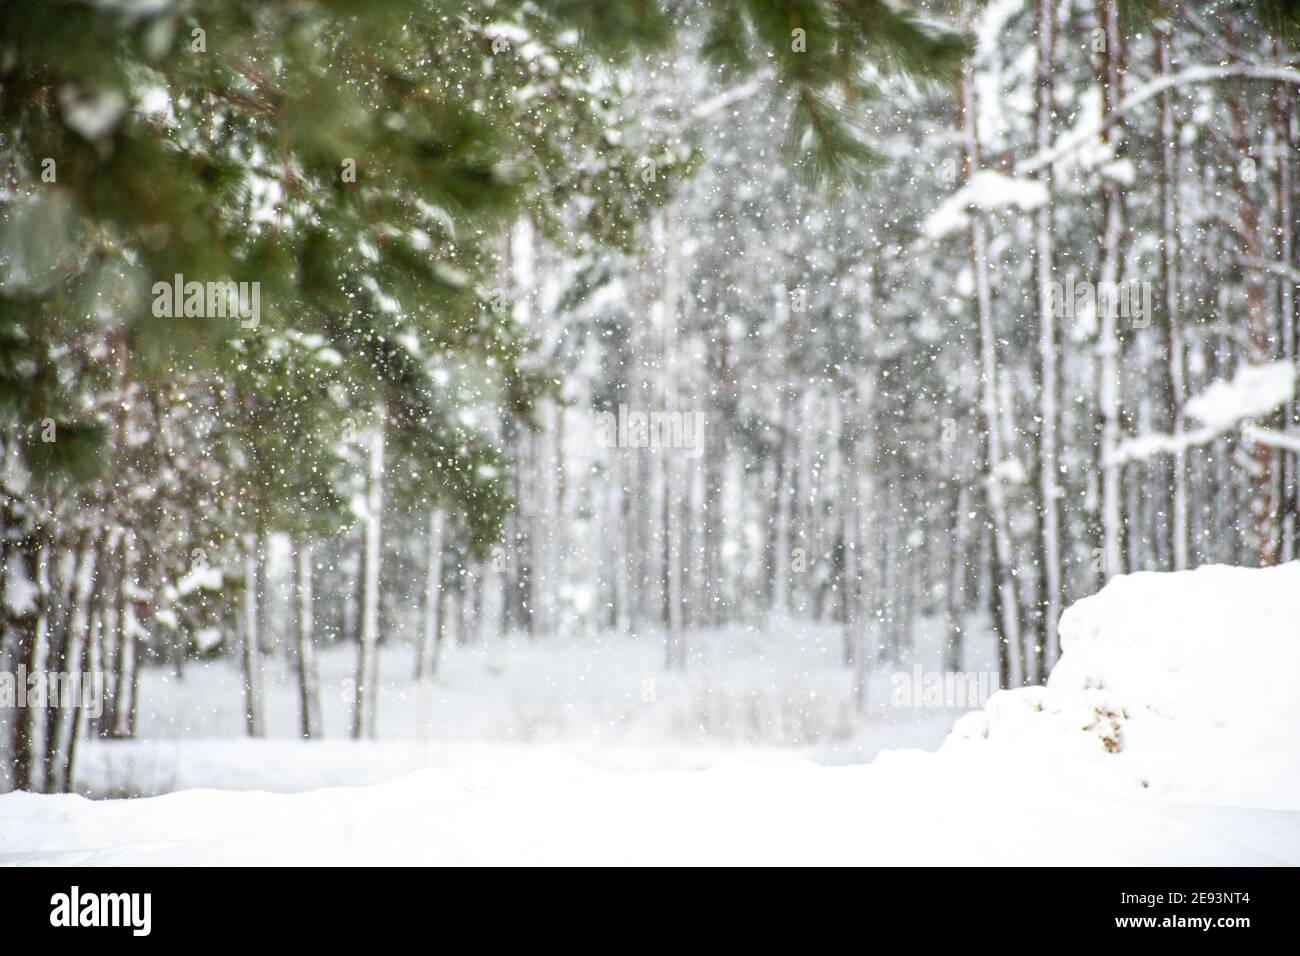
[1016, 64, 1300, 175]
[1109, 361, 1297, 466]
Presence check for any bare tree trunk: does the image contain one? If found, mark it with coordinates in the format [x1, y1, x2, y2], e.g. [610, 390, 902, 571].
[704, 324, 732, 628]
[770, 287, 797, 617]
[294, 536, 321, 739]
[353, 399, 385, 739]
[841, 391, 860, 670]
[112, 534, 139, 739]
[614, 453, 632, 633]
[851, 384, 876, 713]
[415, 510, 445, 679]
[81, 531, 113, 771]
[46, 532, 97, 792]
[1277, 66, 1297, 563]
[60, 572, 95, 794]
[946, 481, 969, 673]
[123, 545, 156, 740]
[95, 537, 122, 740]
[1096, 0, 1126, 582]
[661, 194, 685, 671]
[1033, 0, 1061, 681]
[1157, 25, 1189, 572]
[6, 531, 41, 791]
[241, 531, 264, 737]
[959, 63, 1022, 674]
[427, 581, 452, 679]
[1225, 72, 1279, 566]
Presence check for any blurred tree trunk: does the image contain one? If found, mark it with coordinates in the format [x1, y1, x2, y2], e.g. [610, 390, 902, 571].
[1276, 61, 1297, 563]
[1156, 24, 1189, 572]
[353, 400, 385, 739]
[295, 536, 321, 739]
[958, 60, 1022, 681]
[42, 532, 97, 791]
[1032, 0, 1061, 681]
[416, 510, 444, 679]
[241, 530, 264, 737]
[1226, 62, 1279, 566]
[1095, 0, 1126, 583]
[5, 528, 41, 790]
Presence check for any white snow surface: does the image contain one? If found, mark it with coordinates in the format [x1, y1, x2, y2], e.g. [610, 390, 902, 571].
[4, 754, 1296, 865]
[2, 564, 1298, 865]
[939, 563, 1300, 810]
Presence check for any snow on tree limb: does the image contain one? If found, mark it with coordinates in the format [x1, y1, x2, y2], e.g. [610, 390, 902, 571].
[1110, 361, 1297, 465]
[1185, 361, 1296, 432]
[1237, 255, 1300, 285]
[1243, 424, 1300, 454]
[1016, 63, 1300, 175]
[923, 170, 1048, 239]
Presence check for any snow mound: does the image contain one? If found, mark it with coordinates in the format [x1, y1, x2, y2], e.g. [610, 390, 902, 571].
[942, 563, 1300, 809]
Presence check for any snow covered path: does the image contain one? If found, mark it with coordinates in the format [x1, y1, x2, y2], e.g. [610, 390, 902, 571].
[2, 752, 1297, 866]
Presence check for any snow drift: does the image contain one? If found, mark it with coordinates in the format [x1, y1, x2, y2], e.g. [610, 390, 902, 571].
[937, 562, 1300, 810]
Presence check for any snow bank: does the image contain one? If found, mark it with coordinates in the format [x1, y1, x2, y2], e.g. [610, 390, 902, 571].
[2, 564, 1297, 864]
[3, 751, 1296, 865]
[939, 563, 1300, 810]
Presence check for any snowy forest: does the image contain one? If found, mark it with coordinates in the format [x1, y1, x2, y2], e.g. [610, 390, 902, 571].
[1, 0, 1299, 866]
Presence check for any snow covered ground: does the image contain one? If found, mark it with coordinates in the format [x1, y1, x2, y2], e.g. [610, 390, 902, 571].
[70, 614, 990, 795]
[5, 752, 1297, 865]
[2, 563, 1298, 865]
